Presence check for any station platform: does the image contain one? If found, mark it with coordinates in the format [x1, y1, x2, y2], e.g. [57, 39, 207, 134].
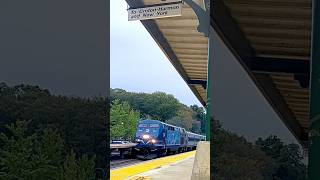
[110, 151, 196, 180]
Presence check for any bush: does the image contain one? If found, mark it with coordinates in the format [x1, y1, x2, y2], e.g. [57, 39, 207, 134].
[0, 120, 95, 180]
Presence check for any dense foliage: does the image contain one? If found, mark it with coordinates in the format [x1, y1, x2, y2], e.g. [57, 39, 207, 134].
[256, 136, 307, 180]
[110, 89, 180, 121]
[0, 83, 107, 170]
[190, 105, 206, 133]
[110, 88, 205, 134]
[166, 105, 194, 131]
[212, 120, 307, 180]
[0, 120, 95, 180]
[212, 121, 274, 180]
[110, 100, 140, 141]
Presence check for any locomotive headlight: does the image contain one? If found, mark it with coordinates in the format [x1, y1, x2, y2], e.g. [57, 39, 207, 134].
[151, 139, 156, 143]
[142, 134, 150, 139]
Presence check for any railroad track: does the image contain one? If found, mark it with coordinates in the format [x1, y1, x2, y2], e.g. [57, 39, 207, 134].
[110, 159, 144, 170]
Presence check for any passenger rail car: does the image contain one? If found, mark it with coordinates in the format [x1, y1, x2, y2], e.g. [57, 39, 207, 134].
[133, 119, 205, 159]
[186, 131, 206, 150]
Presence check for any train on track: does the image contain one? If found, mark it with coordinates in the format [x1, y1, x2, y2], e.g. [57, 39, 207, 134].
[133, 119, 206, 159]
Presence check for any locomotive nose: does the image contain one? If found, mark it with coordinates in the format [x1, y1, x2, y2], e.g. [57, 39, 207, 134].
[135, 134, 158, 145]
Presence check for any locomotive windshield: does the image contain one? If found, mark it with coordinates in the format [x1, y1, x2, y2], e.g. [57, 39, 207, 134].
[149, 124, 159, 128]
[136, 123, 160, 137]
[138, 124, 148, 128]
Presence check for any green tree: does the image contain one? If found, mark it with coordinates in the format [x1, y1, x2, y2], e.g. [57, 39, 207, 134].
[110, 100, 140, 140]
[0, 121, 61, 180]
[41, 129, 65, 168]
[212, 130, 307, 179]
[190, 104, 206, 133]
[110, 89, 180, 121]
[191, 120, 201, 134]
[166, 106, 193, 131]
[145, 92, 180, 121]
[62, 150, 95, 180]
[77, 155, 95, 180]
[63, 151, 78, 180]
[0, 83, 107, 169]
[0, 120, 96, 180]
[255, 135, 307, 180]
[210, 119, 276, 180]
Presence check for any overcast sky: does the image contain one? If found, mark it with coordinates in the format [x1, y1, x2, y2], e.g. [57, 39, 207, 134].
[0, 0, 107, 97]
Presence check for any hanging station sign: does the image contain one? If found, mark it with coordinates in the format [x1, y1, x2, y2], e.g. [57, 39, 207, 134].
[128, 1, 182, 21]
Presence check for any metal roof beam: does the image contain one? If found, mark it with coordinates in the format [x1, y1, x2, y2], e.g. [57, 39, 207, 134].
[250, 57, 310, 88]
[187, 79, 207, 89]
[250, 57, 310, 74]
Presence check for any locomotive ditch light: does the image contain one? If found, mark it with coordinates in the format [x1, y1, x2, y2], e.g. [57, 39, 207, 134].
[142, 134, 150, 139]
[151, 139, 156, 143]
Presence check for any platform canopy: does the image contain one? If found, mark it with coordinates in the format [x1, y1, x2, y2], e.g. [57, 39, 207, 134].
[126, 0, 311, 146]
[212, 0, 311, 146]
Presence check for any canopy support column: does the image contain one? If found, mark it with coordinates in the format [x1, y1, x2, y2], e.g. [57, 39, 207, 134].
[206, 26, 213, 141]
[308, 0, 320, 179]
[182, 0, 211, 140]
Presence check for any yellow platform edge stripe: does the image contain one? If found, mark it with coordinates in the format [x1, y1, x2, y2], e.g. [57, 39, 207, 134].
[128, 176, 150, 180]
[110, 150, 196, 180]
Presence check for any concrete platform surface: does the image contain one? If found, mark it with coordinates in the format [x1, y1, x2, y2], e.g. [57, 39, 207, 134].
[128, 156, 195, 180]
[111, 151, 196, 180]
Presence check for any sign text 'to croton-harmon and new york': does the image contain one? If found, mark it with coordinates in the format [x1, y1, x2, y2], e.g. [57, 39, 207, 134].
[128, 2, 182, 21]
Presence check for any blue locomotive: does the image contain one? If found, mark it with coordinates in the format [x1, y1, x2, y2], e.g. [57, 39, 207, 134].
[133, 119, 206, 159]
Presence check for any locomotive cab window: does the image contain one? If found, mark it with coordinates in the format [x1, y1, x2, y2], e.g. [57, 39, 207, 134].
[149, 124, 159, 128]
[138, 124, 148, 128]
[137, 124, 148, 132]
